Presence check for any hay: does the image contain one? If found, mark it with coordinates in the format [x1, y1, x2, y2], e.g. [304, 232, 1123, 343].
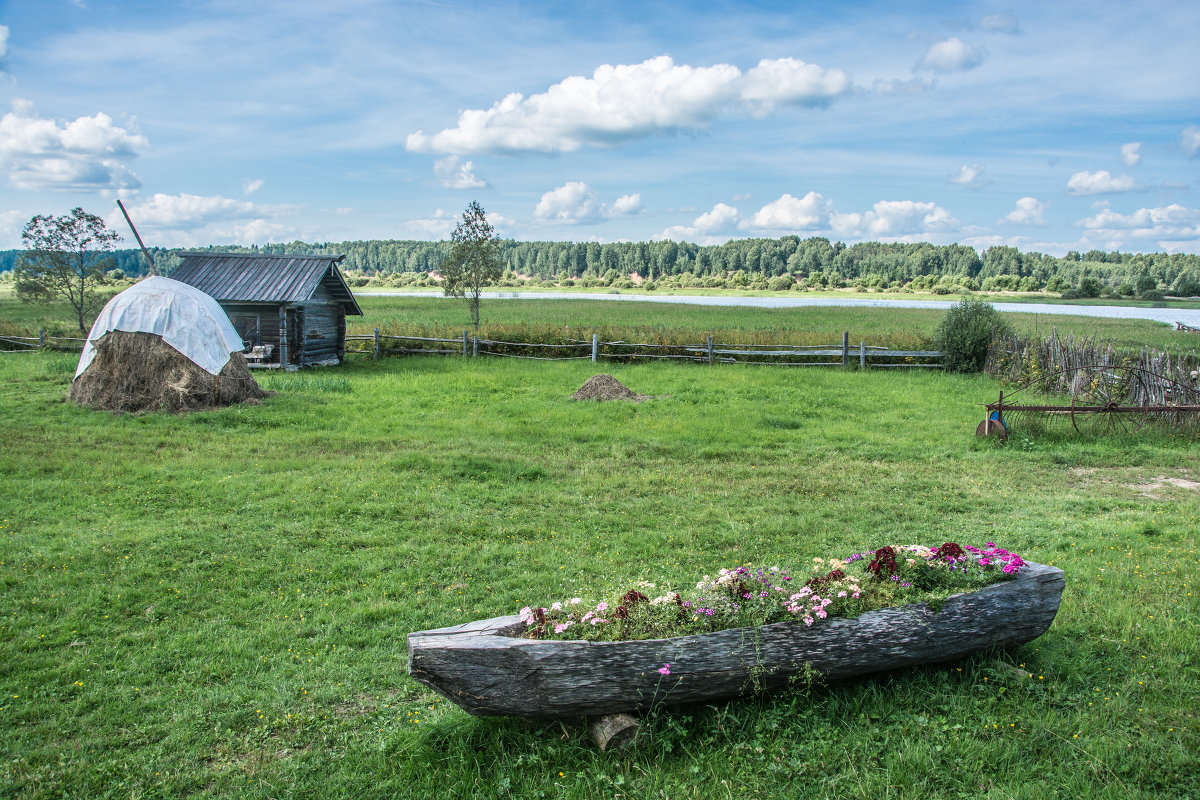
[69, 330, 269, 413]
[571, 374, 651, 402]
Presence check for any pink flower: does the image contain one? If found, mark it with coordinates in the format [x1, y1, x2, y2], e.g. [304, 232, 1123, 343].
[803, 616, 814, 626]
[837, 591, 847, 598]
[554, 623, 570, 634]
[657, 664, 671, 675]
[595, 602, 609, 613]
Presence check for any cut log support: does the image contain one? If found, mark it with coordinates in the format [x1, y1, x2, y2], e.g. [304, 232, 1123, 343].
[408, 561, 1064, 719]
[590, 714, 639, 751]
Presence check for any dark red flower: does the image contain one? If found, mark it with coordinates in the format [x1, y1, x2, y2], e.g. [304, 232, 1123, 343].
[614, 605, 629, 619]
[934, 542, 966, 561]
[867, 546, 899, 579]
[620, 590, 649, 606]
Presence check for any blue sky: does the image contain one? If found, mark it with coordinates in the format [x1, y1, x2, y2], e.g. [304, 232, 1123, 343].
[1, 0, 1198, 254]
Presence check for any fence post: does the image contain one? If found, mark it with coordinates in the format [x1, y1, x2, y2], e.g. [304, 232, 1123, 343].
[472, 334, 478, 357]
[373, 327, 380, 359]
[707, 335, 714, 365]
[462, 331, 468, 357]
[860, 341, 866, 369]
[592, 333, 598, 362]
[39, 329, 45, 349]
[842, 332, 849, 367]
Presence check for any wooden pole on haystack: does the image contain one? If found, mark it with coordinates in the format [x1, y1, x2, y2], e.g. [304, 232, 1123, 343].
[116, 199, 157, 276]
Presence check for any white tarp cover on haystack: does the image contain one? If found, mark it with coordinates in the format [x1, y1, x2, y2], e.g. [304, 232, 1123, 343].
[75, 276, 245, 379]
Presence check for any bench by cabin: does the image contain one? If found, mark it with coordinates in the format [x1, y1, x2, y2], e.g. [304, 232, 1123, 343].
[171, 252, 363, 368]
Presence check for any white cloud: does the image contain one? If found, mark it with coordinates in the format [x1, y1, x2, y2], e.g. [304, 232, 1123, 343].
[1000, 197, 1048, 225]
[1120, 142, 1142, 167]
[405, 208, 456, 239]
[949, 164, 986, 187]
[0, 99, 149, 191]
[108, 192, 296, 247]
[915, 38, 985, 73]
[533, 181, 641, 223]
[656, 202, 741, 243]
[609, 193, 643, 216]
[0, 25, 8, 60]
[120, 192, 265, 227]
[1066, 170, 1137, 195]
[1077, 204, 1200, 247]
[242, 178, 264, 195]
[334, 207, 354, 215]
[831, 200, 958, 239]
[433, 156, 488, 189]
[406, 55, 852, 155]
[981, 13, 1021, 34]
[741, 192, 830, 231]
[1182, 126, 1200, 158]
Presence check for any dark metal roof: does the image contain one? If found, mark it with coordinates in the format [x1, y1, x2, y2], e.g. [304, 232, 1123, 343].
[171, 252, 362, 315]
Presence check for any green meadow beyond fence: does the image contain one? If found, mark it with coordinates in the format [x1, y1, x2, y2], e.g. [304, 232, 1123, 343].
[348, 329, 943, 368]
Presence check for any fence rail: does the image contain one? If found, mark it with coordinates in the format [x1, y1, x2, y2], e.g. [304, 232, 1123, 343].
[349, 329, 942, 368]
[0, 331, 86, 353]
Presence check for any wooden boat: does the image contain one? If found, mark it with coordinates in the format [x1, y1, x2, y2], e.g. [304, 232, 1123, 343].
[407, 561, 1064, 719]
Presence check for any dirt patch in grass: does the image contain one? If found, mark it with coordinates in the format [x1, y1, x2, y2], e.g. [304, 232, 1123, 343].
[571, 374, 652, 402]
[1071, 467, 1200, 497]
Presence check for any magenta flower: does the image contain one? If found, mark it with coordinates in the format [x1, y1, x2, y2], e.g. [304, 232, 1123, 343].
[657, 664, 671, 675]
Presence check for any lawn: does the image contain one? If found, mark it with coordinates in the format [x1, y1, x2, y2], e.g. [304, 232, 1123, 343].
[2, 340, 1197, 799]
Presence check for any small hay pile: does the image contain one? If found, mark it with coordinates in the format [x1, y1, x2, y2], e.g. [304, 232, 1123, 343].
[70, 330, 269, 413]
[571, 374, 651, 402]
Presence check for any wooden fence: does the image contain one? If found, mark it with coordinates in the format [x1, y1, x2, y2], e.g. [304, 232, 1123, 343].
[347, 330, 943, 369]
[0, 331, 86, 353]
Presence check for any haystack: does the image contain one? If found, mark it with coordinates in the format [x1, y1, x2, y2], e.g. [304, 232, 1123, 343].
[70, 331, 267, 412]
[70, 276, 268, 413]
[570, 374, 651, 402]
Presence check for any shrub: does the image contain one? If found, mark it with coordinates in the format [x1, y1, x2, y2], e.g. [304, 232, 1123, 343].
[1117, 282, 1136, 297]
[934, 298, 1014, 373]
[1077, 276, 1103, 298]
[767, 274, 794, 292]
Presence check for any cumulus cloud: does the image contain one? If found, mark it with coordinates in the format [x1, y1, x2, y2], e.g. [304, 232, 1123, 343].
[106, 192, 295, 247]
[831, 200, 958, 239]
[1120, 142, 1142, 167]
[1066, 170, 1138, 195]
[405, 208, 457, 239]
[1078, 204, 1200, 247]
[949, 164, 986, 188]
[981, 13, 1021, 34]
[915, 38, 985, 73]
[656, 202, 741, 243]
[741, 192, 830, 231]
[242, 178, 264, 195]
[533, 181, 642, 223]
[1001, 197, 1048, 225]
[434, 156, 488, 189]
[1183, 126, 1200, 158]
[406, 55, 852, 155]
[0, 99, 148, 191]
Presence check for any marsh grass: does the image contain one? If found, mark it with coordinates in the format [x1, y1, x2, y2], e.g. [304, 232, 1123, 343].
[0, 345, 1197, 797]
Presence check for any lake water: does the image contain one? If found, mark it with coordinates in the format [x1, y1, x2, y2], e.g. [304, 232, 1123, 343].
[359, 291, 1200, 329]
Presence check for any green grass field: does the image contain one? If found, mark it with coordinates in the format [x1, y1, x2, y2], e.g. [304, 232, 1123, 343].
[2, 322, 1198, 798]
[351, 295, 1199, 353]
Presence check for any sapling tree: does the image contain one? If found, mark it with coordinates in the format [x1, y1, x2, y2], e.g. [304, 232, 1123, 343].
[16, 207, 120, 332]
[441, 201, 503, 333]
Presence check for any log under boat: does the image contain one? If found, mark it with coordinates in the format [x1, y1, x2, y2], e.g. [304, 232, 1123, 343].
[407, 561, 1064, 719]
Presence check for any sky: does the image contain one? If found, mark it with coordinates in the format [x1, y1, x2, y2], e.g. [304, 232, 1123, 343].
[0, 0, 1198, 255]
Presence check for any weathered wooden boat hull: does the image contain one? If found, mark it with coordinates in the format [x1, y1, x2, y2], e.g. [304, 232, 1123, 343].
[407, 561, 1064, 719]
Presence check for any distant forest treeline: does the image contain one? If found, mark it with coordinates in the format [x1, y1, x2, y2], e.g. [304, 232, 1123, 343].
[3, 237, 1199, 296]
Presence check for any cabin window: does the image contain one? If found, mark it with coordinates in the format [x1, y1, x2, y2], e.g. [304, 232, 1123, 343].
[229, 314, 261, 349]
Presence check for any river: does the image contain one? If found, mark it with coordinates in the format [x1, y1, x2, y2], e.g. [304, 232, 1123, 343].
[358, 291, 1200, 328]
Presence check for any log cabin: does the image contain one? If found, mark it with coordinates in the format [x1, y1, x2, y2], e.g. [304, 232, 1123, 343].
[171, 252, 363, 368]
